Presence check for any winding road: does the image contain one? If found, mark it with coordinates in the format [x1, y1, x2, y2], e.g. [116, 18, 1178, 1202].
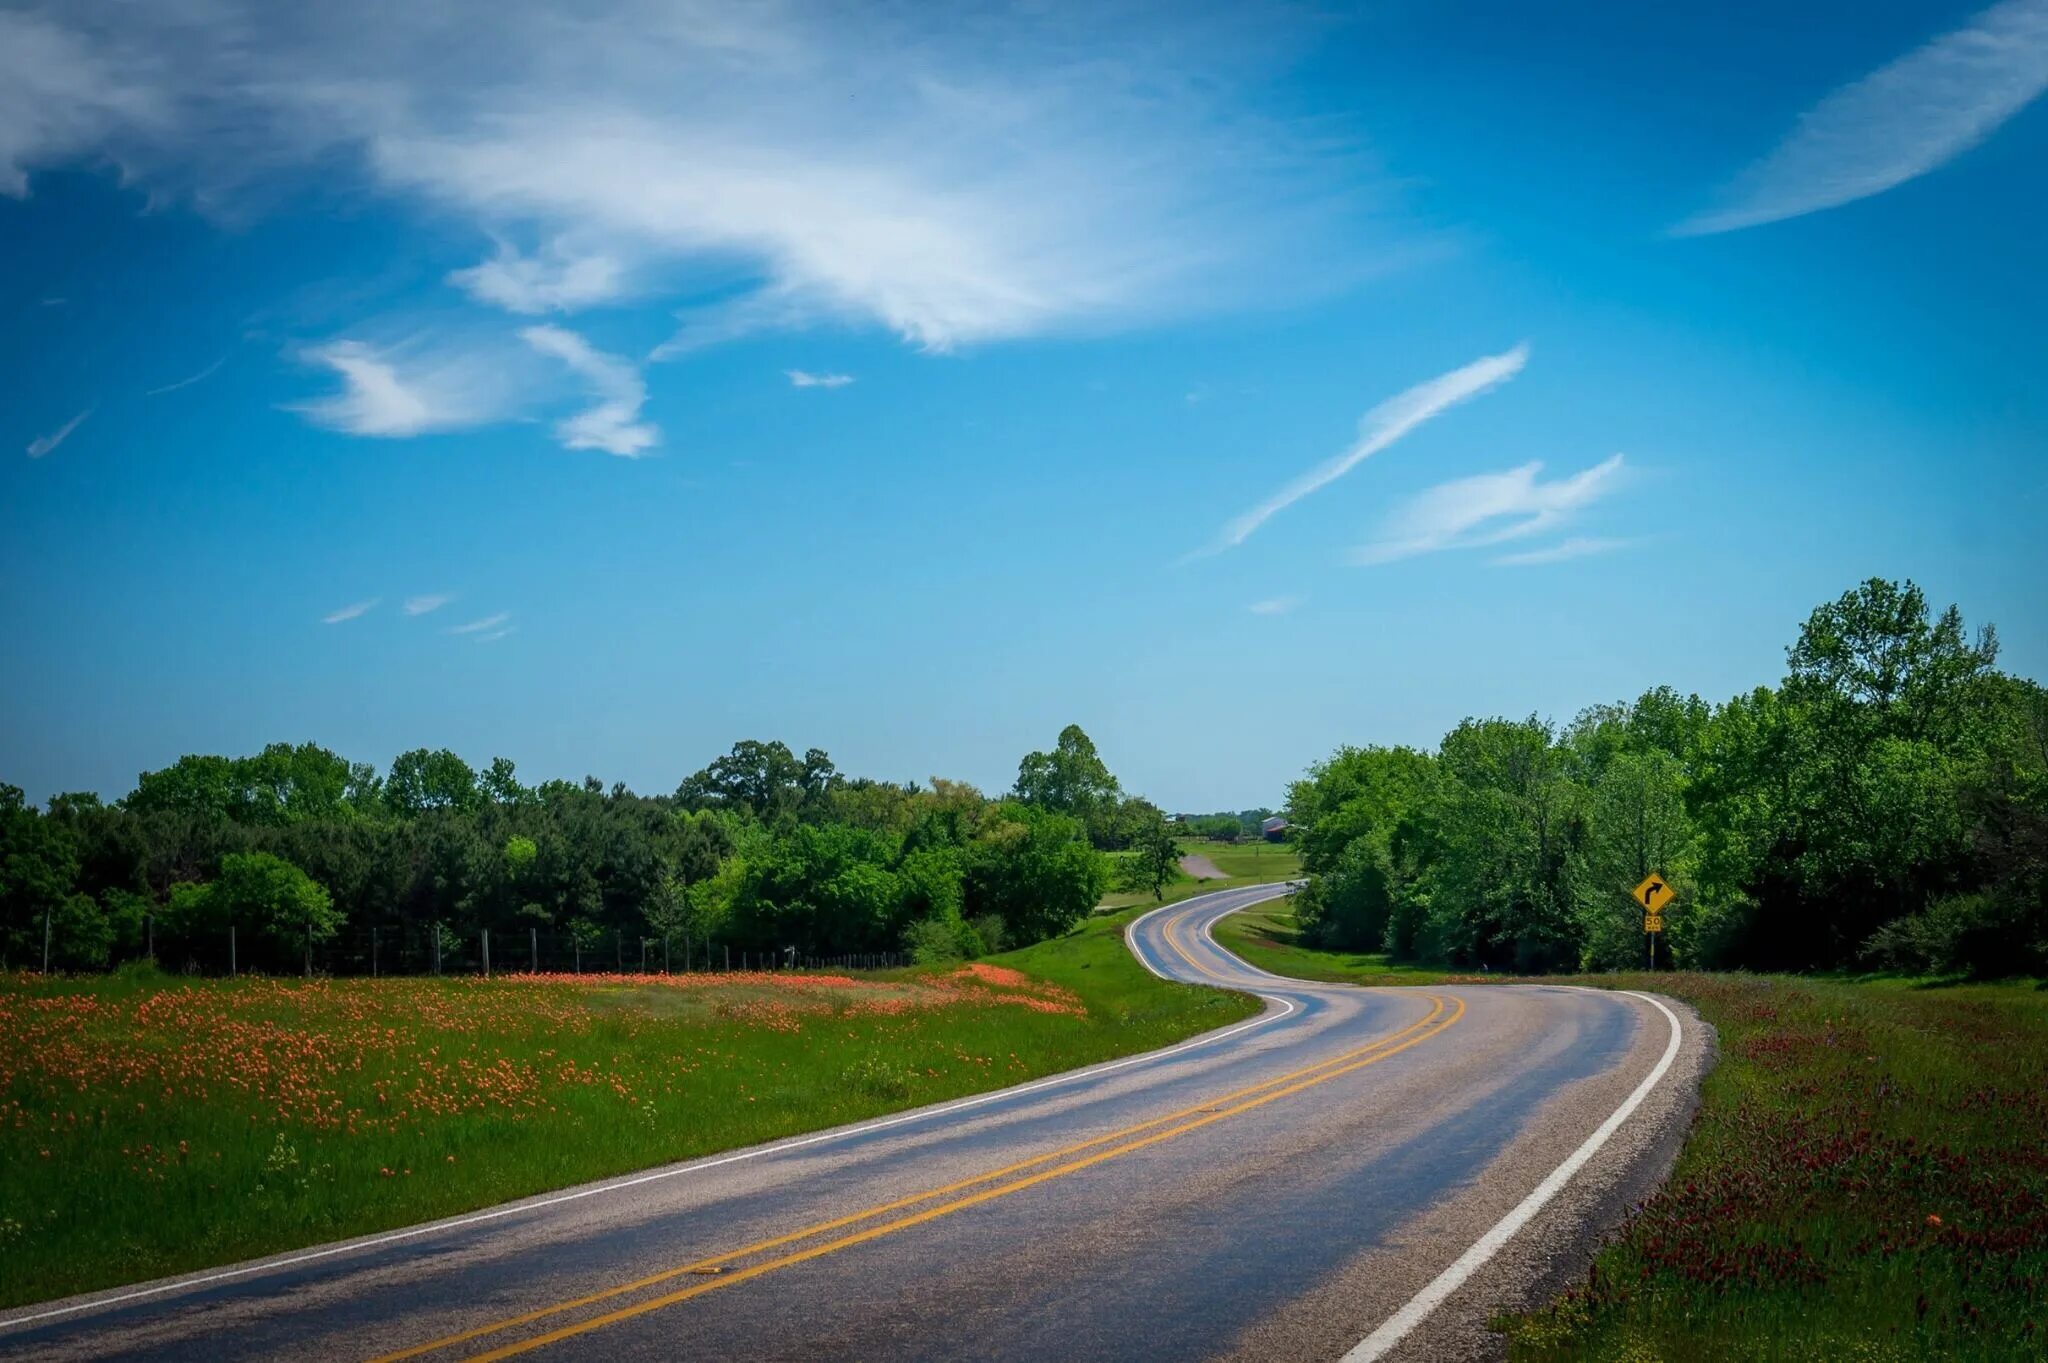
[1, 884, 1708, 1362]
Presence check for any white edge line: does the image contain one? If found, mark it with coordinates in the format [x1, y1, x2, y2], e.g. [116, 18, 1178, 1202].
[1337, 988, 1684, 1362]
[0, 886, 1301, 1333]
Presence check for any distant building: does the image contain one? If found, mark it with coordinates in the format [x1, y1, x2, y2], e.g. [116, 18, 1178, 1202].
[1260, 816, 1289, 842]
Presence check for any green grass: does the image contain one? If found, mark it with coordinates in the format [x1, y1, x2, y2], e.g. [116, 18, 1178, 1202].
[0, 913, 1255, 1309]
[1502, 973, 2048, 1362]
[1210, 896, 1474, 986]
[1213, 902, 2048, 1360]
[1096, 837, 1302, 911]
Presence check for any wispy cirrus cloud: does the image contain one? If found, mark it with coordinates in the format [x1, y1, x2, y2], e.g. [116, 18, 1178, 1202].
[25, 407, 90, 458]
[520, 325, 657, 457]
[471, 626, 515, 643]
[1677, 0, 2048, 234]
[786, 369, 853, 389]
[1248, 595, 1304, 615]
[293, 339, 513, 437]
[447, 611, 510, 635]
[404, 593, 454, 616]
[0, 4, 1396, 359]
[144, 357, 224, 396]
[1205, 345, 1528, 555]
[322, 598, 379, 624]
[1350, 454, 1626, 566]
[1489, 536, 1632, 567]
[450, 241, 627, 314]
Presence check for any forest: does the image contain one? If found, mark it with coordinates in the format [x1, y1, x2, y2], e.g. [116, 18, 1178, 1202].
[7, 577, 2042, 981]
[1287, 579, 2048, 977]
[0, 725, 1167, 974]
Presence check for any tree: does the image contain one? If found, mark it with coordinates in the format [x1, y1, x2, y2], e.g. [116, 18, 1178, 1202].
[965, 802, 1107, 942]
[480, 757, 530, 806]
[1013, 725, 1122, 846]
[385, 749, 481, 816]
[164, 852, 341, 963]
[1, 785, 81, 966]
[676, 740, 827, 819]
[1119, 814, 1184, 902]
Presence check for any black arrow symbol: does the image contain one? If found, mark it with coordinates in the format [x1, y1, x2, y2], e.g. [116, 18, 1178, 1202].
[1644, 879, 1663, 905]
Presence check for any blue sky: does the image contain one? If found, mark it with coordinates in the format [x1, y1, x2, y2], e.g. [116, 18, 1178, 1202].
[3, 0, 2045, 811]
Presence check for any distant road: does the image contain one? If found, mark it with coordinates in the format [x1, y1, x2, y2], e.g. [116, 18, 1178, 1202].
[1, 885, 1706, 1362]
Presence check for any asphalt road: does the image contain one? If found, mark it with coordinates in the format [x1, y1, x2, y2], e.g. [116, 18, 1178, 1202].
[1, 885, 1709, 1362]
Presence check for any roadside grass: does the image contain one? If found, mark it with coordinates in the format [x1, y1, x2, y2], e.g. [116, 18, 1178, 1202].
[1212, 903, 2048, 1360]
[1096, 838, 1301, 911]
[0, 910, 1255, 1309]
[1502, 972, 2048, 1362]
[1210, 896, 1477, 986]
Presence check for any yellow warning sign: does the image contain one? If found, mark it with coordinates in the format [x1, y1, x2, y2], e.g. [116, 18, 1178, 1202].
[1633, 873, 1675, 915]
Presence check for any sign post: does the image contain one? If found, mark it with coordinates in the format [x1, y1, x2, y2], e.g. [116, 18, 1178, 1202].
[1633, 873, 1675, 970]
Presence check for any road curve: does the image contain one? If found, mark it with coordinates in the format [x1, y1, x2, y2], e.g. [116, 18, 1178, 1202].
[0, 885, 1708, 1362]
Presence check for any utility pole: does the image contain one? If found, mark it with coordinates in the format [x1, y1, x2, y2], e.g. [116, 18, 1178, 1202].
[483, 928, 491, 977]
[304, 920, 312, 978]
[42, 908, 51, 974]
[530, 927, 538, 974]
[230, 924, 237, 977]
[432, 922, 441, 975]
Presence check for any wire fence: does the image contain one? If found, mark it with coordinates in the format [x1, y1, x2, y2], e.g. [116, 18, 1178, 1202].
[30, 914, 909, 979]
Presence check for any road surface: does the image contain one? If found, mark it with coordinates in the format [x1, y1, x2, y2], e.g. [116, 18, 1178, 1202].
[0, 885, 1708, 1362]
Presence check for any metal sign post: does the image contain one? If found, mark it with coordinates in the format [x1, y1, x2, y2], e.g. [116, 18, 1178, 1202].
[1633, 873, 1675, 972]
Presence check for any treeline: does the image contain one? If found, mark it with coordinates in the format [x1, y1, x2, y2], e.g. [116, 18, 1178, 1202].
[1288, 579, 2048, 978]
[0, 725, 1172, 974]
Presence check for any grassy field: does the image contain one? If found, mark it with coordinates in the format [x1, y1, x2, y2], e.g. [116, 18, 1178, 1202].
[1096, 837, 1301, 911]
[1214, 901, 2048, 1361]
[1503, 973, 2048, 1362]
[1210, 896, 1472, 985]
[0, 909, 1256, 1309]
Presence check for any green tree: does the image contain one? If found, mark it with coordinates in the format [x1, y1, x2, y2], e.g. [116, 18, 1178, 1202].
[164, 852, 341, 962]
[385, 749, 481, 817]
[1013, 725, 1122, 845]
[1118, 814, 1184, 902]
[0, 785, 81, 966]
[965, 802, 1107, 943]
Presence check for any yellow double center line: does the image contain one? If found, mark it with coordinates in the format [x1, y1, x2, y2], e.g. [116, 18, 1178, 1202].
[374, 951, 1460, 1361]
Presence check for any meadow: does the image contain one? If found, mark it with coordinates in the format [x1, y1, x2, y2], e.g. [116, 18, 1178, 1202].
[1216, 900, 2048, 1361]
[1095, 837, 1302, 911]
[1211, 895, 1467, 985]
[1503, 973, 2048, 1362]
[0, 908, 1256, 1308]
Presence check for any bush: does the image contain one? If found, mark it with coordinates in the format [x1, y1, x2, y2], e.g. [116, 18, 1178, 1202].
[1861, 892, 2048, 979]
[904, 913, 977, 965]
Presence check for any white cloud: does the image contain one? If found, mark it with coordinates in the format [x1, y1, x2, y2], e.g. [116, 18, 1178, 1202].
[323, 598, 379, 624]
[520, 325, 658, 456]
[404, 593, 454, 615]
[448, 611, 511, 634]
[1490, 536, 1632, 567]
[25, 407, 90, 458]
[472, 627, 516, 643]
[1248, 595, 1303, 615]
[0, 4, 1394, 354]
[0, 11, 163, 196]
[294, 339, 512, 437]
[786, 369, 853, 388]
[1678, 0, 2048, 234]
[1209, 344, 1528, 554]
[450, 241, 627, 314]
[144, 357, 225, 396]
[1351, 454, 1627, 565]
